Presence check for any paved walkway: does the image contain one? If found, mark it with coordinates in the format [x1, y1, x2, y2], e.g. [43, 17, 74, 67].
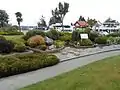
[0, 50, 120, 90]
[54, 45, 120, 61]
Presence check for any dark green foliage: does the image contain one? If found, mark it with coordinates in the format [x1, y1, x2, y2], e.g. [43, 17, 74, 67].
[89, 32, 99, 41]
[107, 32, 120, 37]
[14, 43, 26, 52]
[59, 32, 72, 42]
[0, 40, 14, 53]
[37, 45, 47, 51]
[79, 39, 93, 46]
[87, 18, 97, 28]
[54, 40, 65, 48]
[49, 2, 69, 29]
[15, 12, 23, 32]
[23, 30, 45, 40]
[95, 36, 108, 44]
[79, 16, 86, 21]
[0, 53, 59, 77]
[0, 36, 6, 40]
[0, 10, 9, 27]
[72, 30, 81, 41]
[46, 29, 60, 40]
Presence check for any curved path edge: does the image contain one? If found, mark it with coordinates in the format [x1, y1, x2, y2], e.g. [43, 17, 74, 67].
[0, 49, 120, 90]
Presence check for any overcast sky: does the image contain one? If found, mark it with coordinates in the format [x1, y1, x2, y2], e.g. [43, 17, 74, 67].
[0, 0, 120, 26]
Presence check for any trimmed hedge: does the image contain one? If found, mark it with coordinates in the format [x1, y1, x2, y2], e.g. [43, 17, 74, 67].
[0, 31, 24, 35]
[95, 36, 108, 44]
[0, 53, 59, 77]
[79, 39, 93, 46]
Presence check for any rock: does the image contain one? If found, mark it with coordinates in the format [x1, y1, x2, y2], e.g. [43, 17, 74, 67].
[49, 45, 55, 50]
[45, 36, 53, 46]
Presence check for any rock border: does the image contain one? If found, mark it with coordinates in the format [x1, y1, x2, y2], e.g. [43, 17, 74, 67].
[28, 46, 65, 53]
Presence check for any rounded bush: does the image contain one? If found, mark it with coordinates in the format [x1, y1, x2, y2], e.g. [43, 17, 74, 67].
[89, 31, 99, 41]
[14, 43, 26, 52]
[0, 53, 59, 77]
[27, 35, 45, 48]
[23, 30, 45, 40]
[54, 40, 65, 48]
[46, 29, 60, 40]
[0, 40, 14, 53]
[95, 36, 108, 44]
[79, 39, 93, 46]
[59, 32, 72, 42]
[0, 36, 6, 40]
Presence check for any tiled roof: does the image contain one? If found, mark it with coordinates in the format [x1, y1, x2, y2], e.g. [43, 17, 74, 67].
[74, 21, 88, 28]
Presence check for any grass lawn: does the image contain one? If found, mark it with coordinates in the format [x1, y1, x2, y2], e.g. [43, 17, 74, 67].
[4, 35, 25, 43]
[20, 55, 120, 90]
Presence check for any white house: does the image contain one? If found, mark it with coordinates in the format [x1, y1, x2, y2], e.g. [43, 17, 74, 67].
[49, 23, 74, 33]
[92, 18, 120, 35]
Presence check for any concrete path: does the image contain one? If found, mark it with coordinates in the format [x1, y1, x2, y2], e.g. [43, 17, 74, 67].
[0, 50, 120, 90]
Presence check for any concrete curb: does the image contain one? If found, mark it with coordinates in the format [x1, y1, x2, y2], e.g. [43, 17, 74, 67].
[60, 48, 120, 63]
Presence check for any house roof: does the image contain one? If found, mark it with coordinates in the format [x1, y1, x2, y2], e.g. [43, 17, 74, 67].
[74, 21, 88, 28]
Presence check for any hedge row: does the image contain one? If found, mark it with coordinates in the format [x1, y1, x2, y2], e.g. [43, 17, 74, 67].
[0, 53, 59, 77]
[0, 31, 24, 35]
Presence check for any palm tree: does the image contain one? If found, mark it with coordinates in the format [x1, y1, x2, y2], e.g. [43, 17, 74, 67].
[15, 12, 23, 32]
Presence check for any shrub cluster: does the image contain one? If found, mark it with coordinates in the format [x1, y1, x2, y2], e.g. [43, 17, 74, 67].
[107, 32, 120, 37]
[89, 31, 99, 41]
[0, 53, 59, 77]
[0, 40, 14, 53]
[27, 35, 45, 48]
[59, 32, 72, 42]
[79, 39, 93, 46]
[95, 36, 108, 44]
[107, 37, 120, 45]
[0, 31, 24, 35]
[46, 29, 60, 40]
[54, 40, 65, 48]
[23, 30, 45, 40]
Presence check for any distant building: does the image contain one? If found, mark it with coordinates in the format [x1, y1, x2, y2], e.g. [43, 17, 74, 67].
[49, 23, 73, 33]
[92, 18, 120, 35]
[74, 21, 89, 29]
[21, 26, 37, 30]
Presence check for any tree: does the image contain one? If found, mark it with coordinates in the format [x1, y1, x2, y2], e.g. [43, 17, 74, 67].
[49, 2, 69, 30]
[79, 16, 86, 21]
[87, 17, 97, 28]
[38, 16, 47, 27]
[15, 12, 23, 32]
[0, 10, 9, 27]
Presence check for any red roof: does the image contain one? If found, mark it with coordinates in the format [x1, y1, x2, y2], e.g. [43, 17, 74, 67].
[74, 21, 88, 28]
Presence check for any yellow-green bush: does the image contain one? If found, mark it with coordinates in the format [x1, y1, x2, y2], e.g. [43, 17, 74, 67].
[0, 53, 59, 77]
[27, 35, 45, 48]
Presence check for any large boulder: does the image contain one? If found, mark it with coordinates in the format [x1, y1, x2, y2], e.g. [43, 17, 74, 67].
[45, 36, 53, 46]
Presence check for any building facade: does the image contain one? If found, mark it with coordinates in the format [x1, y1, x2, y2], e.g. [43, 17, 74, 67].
[92, 18, 120, 35]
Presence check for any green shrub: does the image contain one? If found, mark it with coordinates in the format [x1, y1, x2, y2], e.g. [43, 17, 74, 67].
[89, 31, 99, 41]
[107, 32, 120, 37]
[27, 35, 45, 48]
[79, 39, 93, 46]
[40, 45, 47, 51]
[14, 42, 26, 52]
[0, 36, 6, 40]
[0, 40, 14, 53]
[54, 40, 65, 48]
[107, 37, 116, 45]
[46, 29, 60, 40]
[72, 30, 81, 41]
[95, 36, 108, 44]
[23, 30, 45, 40]
[0, 53, 59, 77]
[115, 37, 120, 44]
[59, 32, 72, 42]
